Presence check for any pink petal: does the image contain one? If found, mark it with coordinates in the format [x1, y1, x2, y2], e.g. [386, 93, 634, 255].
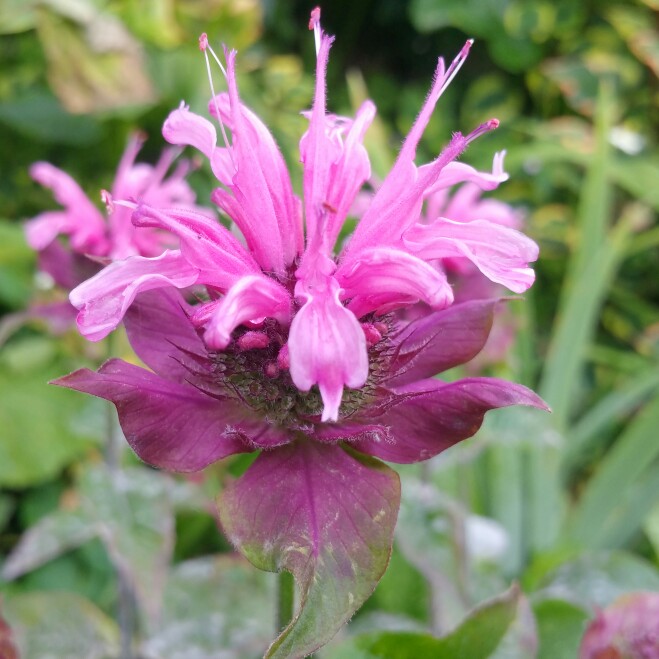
[337, 247, 454, 317]
[69, 250, 199, 341]
[204, 49, 300, 274]
[25, 211, 75, 251]
[342, 44, 474, 258]
[203, 275, 292, 349]
[424, 151, 509, 194]
[29, 162, 107, 254]
[342, 131, 471, 261]
[131, 204, 258, 290]
[405, 218, 538, 293]
[162, 104, 233, 184]
[208, 92, 303, 264]
[441, 182, 523, 229]
[300, 32, 374, 253]
[289, 274, 368, 422]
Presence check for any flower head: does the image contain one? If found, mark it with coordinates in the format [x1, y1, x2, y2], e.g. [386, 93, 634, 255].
[55, 11, 547, 657]
[68, 12, 538, 421]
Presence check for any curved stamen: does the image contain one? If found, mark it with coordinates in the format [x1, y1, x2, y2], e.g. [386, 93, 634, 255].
[199, 32, 236, 173]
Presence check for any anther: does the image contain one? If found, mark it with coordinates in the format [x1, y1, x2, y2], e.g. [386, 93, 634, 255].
[100, 190, 114, 213]
[309, 7, 322, 55]
[198, 33, 235, 170]
[465, 118, 500, 145]
[437, 39, 474, 98]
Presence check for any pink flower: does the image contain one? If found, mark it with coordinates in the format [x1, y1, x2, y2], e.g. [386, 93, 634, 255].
[580, 592, 659, 659]
[26, 133, 204, 269]
[69, 14, 538, 421]
[55, 11, 547, 657]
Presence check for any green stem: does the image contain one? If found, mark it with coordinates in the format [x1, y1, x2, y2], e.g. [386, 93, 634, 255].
[104, 333, 137, 658]
[276, 570, 295, 632]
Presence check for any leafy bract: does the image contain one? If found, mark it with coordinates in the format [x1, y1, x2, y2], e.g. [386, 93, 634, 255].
[218, 441, 400, 659]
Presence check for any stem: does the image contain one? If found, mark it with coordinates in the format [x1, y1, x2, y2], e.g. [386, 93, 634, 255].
[103, 333, 137, 658]
[104, 332, 122, 471]
[276, 570, 295, 632]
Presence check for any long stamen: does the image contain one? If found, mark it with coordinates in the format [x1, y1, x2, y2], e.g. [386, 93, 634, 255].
[309, 7, 322, 56]
[465, 118, 499, 145]
[437, 39, 473, 98]
[101, 191, 138, 214]
[199, 33, 235, 170]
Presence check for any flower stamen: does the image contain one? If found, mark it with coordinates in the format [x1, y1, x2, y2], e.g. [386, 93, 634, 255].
[199, 32, 236, 172]
[465, 118, 500, 145]
[437, 39, 474, 98]
[309, 7, 322, 56]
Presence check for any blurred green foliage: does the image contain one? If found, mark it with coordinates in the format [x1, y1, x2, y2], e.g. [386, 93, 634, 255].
[0, 0, 658, 657]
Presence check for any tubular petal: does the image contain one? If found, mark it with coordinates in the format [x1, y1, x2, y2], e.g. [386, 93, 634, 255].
[29, 163, 107, 254]
[70, 250, 199, 341]
[208, 93, 303, 261]
[132, 204, 258, 289]
[423, 153, 509, 195]
[405, 218, 539, 293]
[337, 247, 454, 316]
[343, 132, 470, 260]
[162, 105, 234, 184]
[204, 275, 292, 349]
[289, 275, 368, 422]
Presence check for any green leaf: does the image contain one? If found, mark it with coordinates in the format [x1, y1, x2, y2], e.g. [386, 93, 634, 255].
[142, 556, 275, 658]
[532, 551, 659, 610]
[1, 508, 96, 580]
[2, 592, 119, 658]
[0, 90, 100, 145]
[533, 599, 589, 659]
[0, 495, 14, 534]
[36, 8, 156, 114]
[77, 465, 176, 625]
[2, 463, 179, 626]
[0, 0, 37, 34]
[643, 502, 659, 559]
[409, 0, 505, 37]
[568, 394, 659, 547]
[0, 339, 100, 488]
[0, 221, 34, 310]
[539, 85, 629, 432]
[432, 586, 521, 659]
[565, 368, 659, 469]
[329, 586, 520, 659]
